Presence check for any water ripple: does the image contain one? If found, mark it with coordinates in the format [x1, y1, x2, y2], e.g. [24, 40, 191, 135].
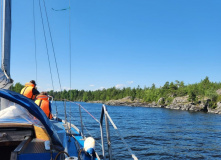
[52, 102, 221, 160]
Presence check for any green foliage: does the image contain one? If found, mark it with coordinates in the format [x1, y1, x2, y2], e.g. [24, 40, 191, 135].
[211, 103, 217, 109]
[10, 77, 221, 106]
[83, 92, 88, 102]
[166, 97, 174, 105]
[159, 98, 165, 105]
[188, 90, 196, 103]
[205, 89, 218, 102]
[217, 95, 221, 102]
[207, 100, 217, 109]
[11, 83, 24, 93]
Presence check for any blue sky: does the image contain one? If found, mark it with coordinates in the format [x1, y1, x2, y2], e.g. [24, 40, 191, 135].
[6, 0, 221, 91]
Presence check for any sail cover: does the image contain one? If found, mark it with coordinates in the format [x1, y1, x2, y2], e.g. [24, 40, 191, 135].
[0, 69, 12, 89]
[0, 89, 64, 151]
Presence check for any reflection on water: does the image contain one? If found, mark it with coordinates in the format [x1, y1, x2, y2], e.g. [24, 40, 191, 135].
[52, 102, 221, 160]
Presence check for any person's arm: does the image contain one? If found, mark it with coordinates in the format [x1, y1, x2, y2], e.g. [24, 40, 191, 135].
[49, 102, 53, 119]
[49, 102, 52, 113]
[32, 88, 40, 95]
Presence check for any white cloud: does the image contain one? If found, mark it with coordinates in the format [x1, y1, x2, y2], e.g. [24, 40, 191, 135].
[62, 87, 70, 91]
[54, 88, 61, 91]
[127, 81, 134, 84]
[89, 84, 95, 87]
[46, 88, 53, 91]
[100, 87, 105, 90]
[115, 84, 124, 89]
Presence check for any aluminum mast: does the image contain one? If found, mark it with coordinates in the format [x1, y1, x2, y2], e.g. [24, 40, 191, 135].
[0, 0, 13, 89]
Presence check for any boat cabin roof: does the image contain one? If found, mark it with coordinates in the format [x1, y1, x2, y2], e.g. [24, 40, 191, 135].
[0, 89, 64, 151]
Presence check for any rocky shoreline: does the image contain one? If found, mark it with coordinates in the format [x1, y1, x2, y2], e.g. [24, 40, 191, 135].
[89, 96, 221, 114]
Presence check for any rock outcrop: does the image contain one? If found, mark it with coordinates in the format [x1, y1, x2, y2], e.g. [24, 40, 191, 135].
[172, 96, 188, 104]
[105, 96, 149, 107]
[216, 89, 221, 95]
[103, 97, 220, 114]
[89, 88, 221, 114]
[207, 102, 221, 114]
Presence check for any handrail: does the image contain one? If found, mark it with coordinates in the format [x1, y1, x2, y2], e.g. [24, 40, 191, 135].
[59, 99, 138, 160]
[103, 105, 138, 160]
[103, 105, 112, 160]
[79, 104, 84, 136]
[64, 100, 67, 124]
[48, 95, 53, 103]
[99, 104, 106, 160]
[69, 101, 72, 142]
[67, 112, 103, 148]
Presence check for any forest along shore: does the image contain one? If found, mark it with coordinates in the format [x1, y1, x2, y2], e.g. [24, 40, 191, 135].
[11, 77, 221, 115]
[90, 94, 221, 115]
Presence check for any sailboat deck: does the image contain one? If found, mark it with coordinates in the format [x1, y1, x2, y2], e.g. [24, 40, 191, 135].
[20, 139, 48, 154]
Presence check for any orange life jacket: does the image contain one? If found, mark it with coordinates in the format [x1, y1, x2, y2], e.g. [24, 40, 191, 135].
[20, 82, 36, 100]
[35, 95, 52, 119]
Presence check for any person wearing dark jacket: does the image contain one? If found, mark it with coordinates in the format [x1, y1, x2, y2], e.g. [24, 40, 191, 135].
[20, 80, 39, 100]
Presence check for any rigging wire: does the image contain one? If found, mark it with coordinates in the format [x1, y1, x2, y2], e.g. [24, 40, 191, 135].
[41, 0, 64, 117]
[42, 0, 62, 92]
[1, 0, 2, 58]
[33, 0, 38, 84]
[69, 0, 72, 92]
[81, 121, 103, 148]
[38, 0, 55, 94]
[68, 0, 72, 130]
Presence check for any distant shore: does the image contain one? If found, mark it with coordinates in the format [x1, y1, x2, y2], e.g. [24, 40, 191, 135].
[89, 96, 221, 114]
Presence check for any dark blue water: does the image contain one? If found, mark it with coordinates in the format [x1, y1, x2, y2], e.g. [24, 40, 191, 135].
[52, 102, 221, 160]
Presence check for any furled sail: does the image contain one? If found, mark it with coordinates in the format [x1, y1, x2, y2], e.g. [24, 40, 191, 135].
[0, 0, 13, 89]
[0, 69, 12, 89]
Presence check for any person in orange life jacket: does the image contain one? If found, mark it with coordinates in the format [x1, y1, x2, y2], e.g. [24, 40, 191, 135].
[35, 92, 52, 119]
[20, 80, 40, 100]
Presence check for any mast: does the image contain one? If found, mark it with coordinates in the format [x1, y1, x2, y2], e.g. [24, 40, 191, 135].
[0, 0, 13, 90]
[1, 0, 11, 77]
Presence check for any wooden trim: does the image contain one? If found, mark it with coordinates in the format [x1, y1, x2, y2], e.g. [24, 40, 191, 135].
[0, 123, 33, 128]
[34, 126, 50, 141]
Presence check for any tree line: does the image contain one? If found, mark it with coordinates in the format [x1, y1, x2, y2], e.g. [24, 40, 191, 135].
[11, 77, 221, 108]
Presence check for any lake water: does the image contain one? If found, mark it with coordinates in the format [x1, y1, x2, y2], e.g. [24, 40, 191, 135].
[52, 102, 221, 160]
